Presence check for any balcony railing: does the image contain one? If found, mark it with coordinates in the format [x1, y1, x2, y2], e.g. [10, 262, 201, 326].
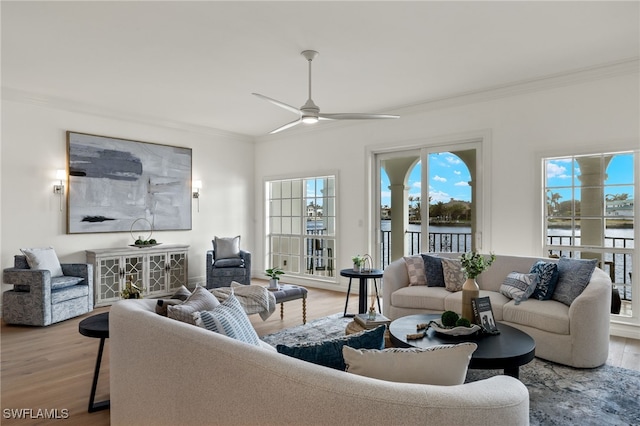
[380, 230, 471, 268]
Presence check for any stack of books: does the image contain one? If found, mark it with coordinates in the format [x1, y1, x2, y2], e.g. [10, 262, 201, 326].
[354, 313, 391, 329]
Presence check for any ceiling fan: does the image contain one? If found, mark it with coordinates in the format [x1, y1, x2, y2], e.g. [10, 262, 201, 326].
[253, 50, 399, 134]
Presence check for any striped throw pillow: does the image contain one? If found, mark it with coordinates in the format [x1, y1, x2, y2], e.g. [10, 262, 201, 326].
[194, 293, 260, 346]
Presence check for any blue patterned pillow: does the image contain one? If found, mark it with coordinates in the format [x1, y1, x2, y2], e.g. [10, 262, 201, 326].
[194, 293, 260, 346]
[421, 255, 445, 287]
[552, 258, 597, 306]
[500, 272, 538, 305]
[276, 325, 385, 370]
[529, 260, 559, 300]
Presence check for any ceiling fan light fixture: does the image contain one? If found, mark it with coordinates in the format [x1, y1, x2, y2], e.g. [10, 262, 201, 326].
[302, 116, 318, 124]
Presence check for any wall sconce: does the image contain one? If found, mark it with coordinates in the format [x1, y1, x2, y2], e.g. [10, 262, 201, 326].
[53, 169, 66, 211]
[192, 180, 202, 212]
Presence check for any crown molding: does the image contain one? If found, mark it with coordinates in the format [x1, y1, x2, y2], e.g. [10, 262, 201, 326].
[0, 87, 253, 143]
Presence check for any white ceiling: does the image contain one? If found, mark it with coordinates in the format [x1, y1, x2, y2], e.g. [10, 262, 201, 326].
[2, 1, 639, 137]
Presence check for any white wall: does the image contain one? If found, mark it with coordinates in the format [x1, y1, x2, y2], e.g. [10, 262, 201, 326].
[1, 100, 255, 300]
[253, 71, 639, 290]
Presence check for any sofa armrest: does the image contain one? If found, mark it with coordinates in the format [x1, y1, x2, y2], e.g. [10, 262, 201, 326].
[3, 268, 51, 296]
[382, 258, 409, 316]
[568, 267, 611, 367]
[239, 250, 251, 272]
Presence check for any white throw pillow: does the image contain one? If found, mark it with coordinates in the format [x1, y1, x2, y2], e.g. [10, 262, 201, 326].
[213, 236, 241, 259]
[167, 286, 220, 325]
[343, 342, 477, 386]
[20, 247, 64, 277]
[500, 272, 538, 305]
[194, 293, 261, 346]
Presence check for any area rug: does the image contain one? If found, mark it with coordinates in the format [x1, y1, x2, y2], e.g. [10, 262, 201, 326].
[262, 314, 640, 426]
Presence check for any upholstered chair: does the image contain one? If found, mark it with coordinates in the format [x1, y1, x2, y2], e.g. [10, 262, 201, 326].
[206, 249, 251, 288]
[3, 255, 94, 326]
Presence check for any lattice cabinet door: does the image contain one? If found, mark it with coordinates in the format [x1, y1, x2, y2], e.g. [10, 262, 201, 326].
[95, 256, 121, 306]
[147, 253, 167, 297]
[167, 251, 188, 291]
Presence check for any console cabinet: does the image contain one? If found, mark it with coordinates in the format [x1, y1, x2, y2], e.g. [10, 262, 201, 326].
[86, 244, 189, 307]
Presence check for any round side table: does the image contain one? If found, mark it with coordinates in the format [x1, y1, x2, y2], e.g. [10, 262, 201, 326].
[78, 312, 110, 413]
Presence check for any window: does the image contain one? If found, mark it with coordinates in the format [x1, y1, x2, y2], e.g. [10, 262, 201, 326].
[266, 176, 336, 281]
[544, 152, 635, 318]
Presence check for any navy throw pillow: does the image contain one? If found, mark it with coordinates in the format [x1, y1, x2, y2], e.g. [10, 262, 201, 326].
[552, 258, 598, 306]
[421, 255, 445, 287]
[276, 325, 385, 370]
[529, 260, 559, 300]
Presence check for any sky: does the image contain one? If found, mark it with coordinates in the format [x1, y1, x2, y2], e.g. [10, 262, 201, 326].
[381, 153, 472, 207]
[381, 152, 634, 207]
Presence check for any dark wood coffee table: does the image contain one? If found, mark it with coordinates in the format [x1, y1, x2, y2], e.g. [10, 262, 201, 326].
[389, 314, 535, 378]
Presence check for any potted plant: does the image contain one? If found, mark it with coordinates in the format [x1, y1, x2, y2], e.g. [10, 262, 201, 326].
[459, 252, 496, 323]
[352, 255, 365, 272]
[265, 267, 285, 289]
[121, 275, 143, 299]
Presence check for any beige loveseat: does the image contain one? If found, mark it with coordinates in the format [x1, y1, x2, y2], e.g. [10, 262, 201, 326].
[383, 253, 612, 368]
[110, 299, 529, 425]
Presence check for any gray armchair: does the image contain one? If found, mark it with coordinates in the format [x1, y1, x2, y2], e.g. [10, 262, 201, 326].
[206, 249, 251, 288]
[3, 255, 93, 326]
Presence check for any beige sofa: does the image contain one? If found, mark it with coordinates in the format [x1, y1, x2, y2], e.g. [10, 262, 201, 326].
[110, 299, 529, 425]
[383, 253, 612, 368]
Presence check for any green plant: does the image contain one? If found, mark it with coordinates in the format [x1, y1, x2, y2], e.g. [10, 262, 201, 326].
[455, 317, 471, 327]
[352, 255, 365, 266]
[121, 276, 142, 299]
[459, 251, 496, 279]
[441, 310, 459, 327]
[265, 267, 285, 280]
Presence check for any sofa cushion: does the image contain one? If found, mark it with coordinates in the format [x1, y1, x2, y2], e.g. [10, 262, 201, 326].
[502, 299, 570, 335]
[167, 286, 220, 325]
[343, 342, 477, 386]
[276, 325, 385, 370]
[214, 258, 245, 268]
[421, 254, 445, 287]
[20, 247, 63, 277]
[392, 286, 451, 311]
[499, 272, 538, 305]
[552, 258, 597, 306]
[194, 294, 261, 346]
[529, 261, 559, 300]
[213, 236, 241, 260]
[442, 258, 465, 292]
[404, 255, 427, 286]
[50, 276, 84, 290]
[51, 284, 89, 304]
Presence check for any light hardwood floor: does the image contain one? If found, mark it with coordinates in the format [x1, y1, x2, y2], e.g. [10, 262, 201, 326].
[1, 285, 639, 426]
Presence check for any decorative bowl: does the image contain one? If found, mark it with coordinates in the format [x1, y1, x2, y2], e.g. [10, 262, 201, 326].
[129, 243, 162, 249]
[430, 321, 482, 336]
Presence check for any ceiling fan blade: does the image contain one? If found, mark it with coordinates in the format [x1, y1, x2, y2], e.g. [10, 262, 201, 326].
[318, 113, 400, 120]
[252, 93, 301, 115]
[270, 118, 302, 134]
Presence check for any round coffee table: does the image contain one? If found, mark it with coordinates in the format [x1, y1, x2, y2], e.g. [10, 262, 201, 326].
[388, 314, 535, 378]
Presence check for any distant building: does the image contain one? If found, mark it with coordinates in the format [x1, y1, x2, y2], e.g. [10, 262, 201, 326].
[606, 199, 634, 217]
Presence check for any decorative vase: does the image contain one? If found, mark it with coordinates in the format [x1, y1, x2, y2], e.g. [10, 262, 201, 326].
[354, 263, 362, 272]
[269, 279, 279, 290]
[462, 278, 480, 323]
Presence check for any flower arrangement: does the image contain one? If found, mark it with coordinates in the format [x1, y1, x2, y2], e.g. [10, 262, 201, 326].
[351, 255, 365, 267]
[121, 276, 143, 299]
[459, 251, 496, 279]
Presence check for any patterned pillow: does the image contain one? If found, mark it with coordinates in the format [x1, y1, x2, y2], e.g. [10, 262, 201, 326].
[276, 325, 385, 370]
[552, 258, 598, 306]
[441, 258, 465, 292]
[213, 236, 241, 259]
[529, 261, 559, 300]
[404, 255, 427, 286]
[500, 272, 538, 305]
[343, 342, 477, 385]
[421, 255, 445, 287]
[167, 286, 220, 325]
[20, 247, 64, 277]
[194, 294, 260, 346]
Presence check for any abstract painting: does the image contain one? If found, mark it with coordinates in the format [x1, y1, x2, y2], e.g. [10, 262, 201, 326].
[67, 131, 192, 234]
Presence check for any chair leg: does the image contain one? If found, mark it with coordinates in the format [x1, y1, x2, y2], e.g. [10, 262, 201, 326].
[374, 279, 381, 313]
[280, 303, 284, 320]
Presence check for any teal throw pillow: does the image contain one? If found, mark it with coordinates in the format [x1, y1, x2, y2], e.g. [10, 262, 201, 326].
[276, 325, 385, 370]
[529, 261, 559, 300]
